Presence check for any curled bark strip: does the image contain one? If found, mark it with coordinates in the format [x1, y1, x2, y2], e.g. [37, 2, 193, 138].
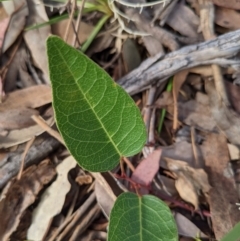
[118, 29, 240, 95]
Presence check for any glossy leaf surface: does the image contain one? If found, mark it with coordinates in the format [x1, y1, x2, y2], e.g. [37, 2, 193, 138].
[47, 36, 146, 171]
[108, 192, 178, 241]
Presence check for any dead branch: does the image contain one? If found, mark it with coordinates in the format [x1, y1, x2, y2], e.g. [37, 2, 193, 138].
[0, 136, 60, 189]
[118, 29, 240, 95]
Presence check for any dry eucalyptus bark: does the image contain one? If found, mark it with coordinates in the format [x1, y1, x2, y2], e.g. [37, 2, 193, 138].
[0, 136, 60, 189]
[118, 29, 240, 95]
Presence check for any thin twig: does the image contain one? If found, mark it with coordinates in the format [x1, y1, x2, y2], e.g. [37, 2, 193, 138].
[17, 137, 36, 180]
[91, 172, 117, 200]
[66, 186, 79, 217]
[149, 108, 156, 146]
[103, 52, 121, 69]
[172, 70, 188, 131]
[72, 0, 87, 47]
[143, 86, 156, 134]
[120, 157, 125, 174]
[69, 204, 101, 241]
[70, 18, 81, 47]
[191, 126, 199, 167]
[118, 29, 240, 95]
[56, 192, 96, 241]
[64, 0, 77, 41]
[31, 115, 64, 145]
[123, 156, 135, 172]
[48, 192, 96, 241]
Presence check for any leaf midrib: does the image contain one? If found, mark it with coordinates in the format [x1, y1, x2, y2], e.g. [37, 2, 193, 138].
[54, 42, 122, 158]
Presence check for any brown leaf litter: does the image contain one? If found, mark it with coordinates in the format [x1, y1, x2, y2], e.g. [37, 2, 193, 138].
[201, 133, 240, 240]
[0, 160, 56, 241]
[164, 157, 211, 210]
[1, 0, 240, 240]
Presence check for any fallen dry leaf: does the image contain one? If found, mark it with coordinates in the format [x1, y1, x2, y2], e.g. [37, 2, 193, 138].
[201, 133, 240, 240]
[189, 66, 213, 77]
[175, 172, 199, 210]
[94, 172, 122, 220]
[173, 70, 189, 101]
[228, 143, 240, 160]
[17, 46, 36, 88]
[131, 149, 161, 195]
[158, 90, 217, 132]
[27, 156, 76, 241]
[87, 33, 114, 56]
[205, 80, 240, 147]
[155, 91, 173, 110]
[0, 16, 9, 50]
[23, 0, 51, 83]
[173, 70, 189, 130]
[225, 80, 240, 115]
[1, 0, 14, 15]
[1, 0, 28, 53]
[3, 45, 23, 92]
[0, 160, 56, 241]
[164, 157, 211, 209]
[95, 181, 116, 219]
[174, 212, 208, 238]
[215, 6, 240, 30]
[0, 2, 8, 20]
[167, 1, 200, 39]
[142, 35, 164, 57]
[154, 174, 178, 197]
[0, 85, 52, 131]
[0, 108, 38, 130]
[0, 117, 54, 149]
[212, 0, 240, 10]
[122, 38, 141, 73]
[0, 85, 52, 111]
[161, 140, 205, 169]
[177, 92, 217, 132]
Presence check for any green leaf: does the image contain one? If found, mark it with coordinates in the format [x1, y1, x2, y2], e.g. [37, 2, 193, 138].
[220, 222, 240, 241]
[47, 36, 146, 172]
[108, 192, 178, 241]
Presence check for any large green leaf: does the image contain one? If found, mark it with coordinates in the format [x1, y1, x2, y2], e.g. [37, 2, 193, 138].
[220, 222, 240, 241]
[47, 36, 146, 172]
[108, 192, 178, 241]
